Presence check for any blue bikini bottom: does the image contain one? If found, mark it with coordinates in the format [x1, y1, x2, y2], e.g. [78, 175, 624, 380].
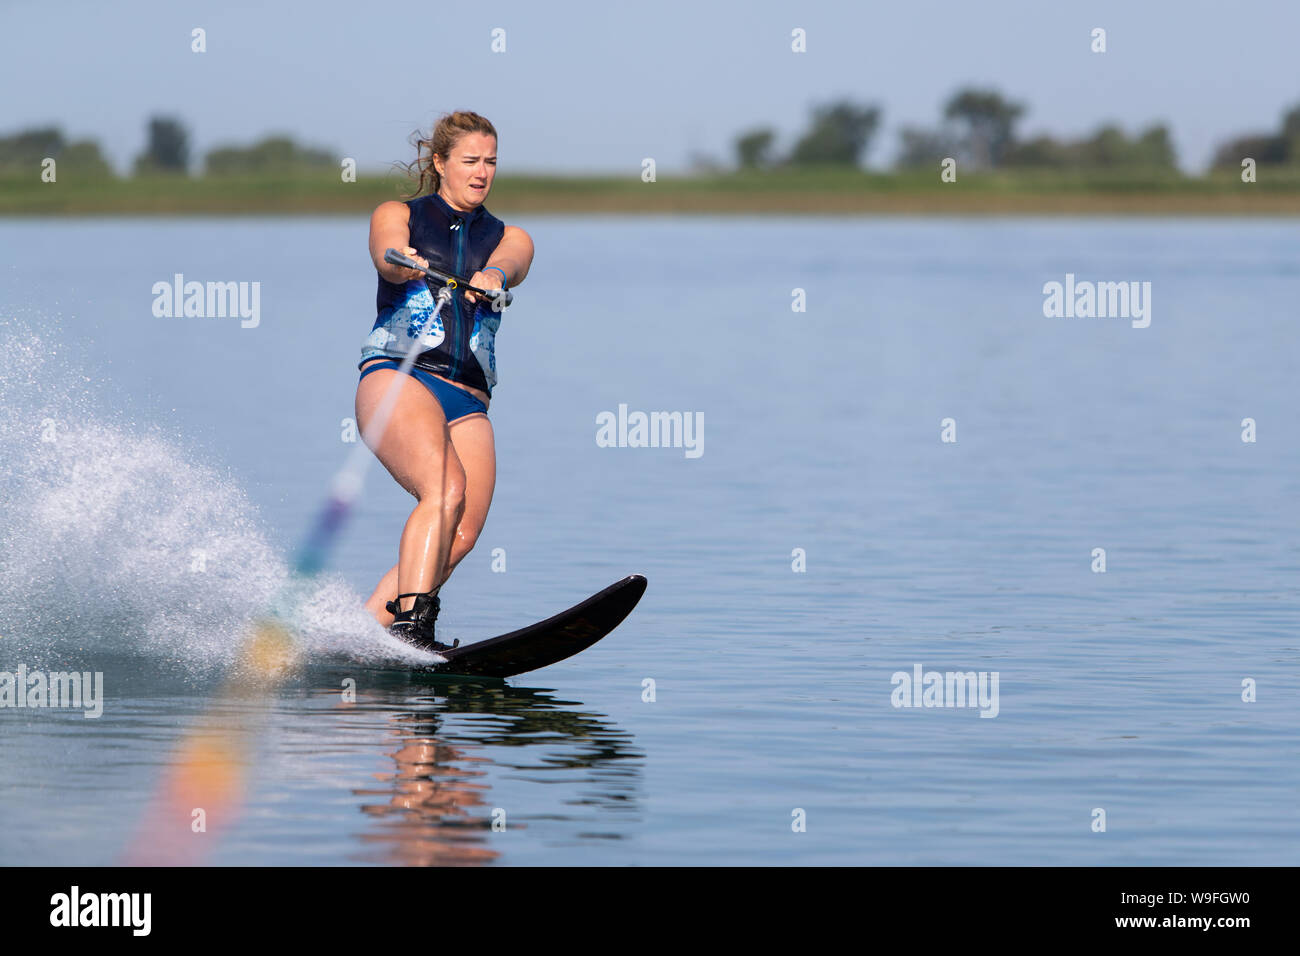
[358, 361, 488, 423]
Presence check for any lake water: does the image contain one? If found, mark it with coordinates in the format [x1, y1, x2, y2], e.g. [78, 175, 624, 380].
[0, 216, 1296, 865]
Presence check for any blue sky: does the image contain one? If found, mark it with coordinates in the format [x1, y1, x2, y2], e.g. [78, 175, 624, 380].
[3, 0, 1297, 174]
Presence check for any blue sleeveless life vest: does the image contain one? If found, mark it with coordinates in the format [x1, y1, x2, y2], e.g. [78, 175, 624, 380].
[360, 192, 507, 395]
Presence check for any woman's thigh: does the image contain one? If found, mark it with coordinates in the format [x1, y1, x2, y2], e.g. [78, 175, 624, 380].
[355, 367, 465, 499]
[446, 413, 496, 550]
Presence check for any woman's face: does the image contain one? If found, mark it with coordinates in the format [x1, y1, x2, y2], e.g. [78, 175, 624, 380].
[436, 132, 497, 211]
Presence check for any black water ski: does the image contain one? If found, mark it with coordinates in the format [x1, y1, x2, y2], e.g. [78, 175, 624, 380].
[423, 574, 647, 678]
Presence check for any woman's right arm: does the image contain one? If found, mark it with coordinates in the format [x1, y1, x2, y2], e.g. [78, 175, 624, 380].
[369, 201, 427, 282]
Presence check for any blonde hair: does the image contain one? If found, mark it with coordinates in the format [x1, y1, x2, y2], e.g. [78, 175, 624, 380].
[402, 110, 498, 198]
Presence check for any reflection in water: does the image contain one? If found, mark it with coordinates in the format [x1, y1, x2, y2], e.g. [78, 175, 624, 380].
[321, 669, 643, 866]
[353, 726, 499, 866]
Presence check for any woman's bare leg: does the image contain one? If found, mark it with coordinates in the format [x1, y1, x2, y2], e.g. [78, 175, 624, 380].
[443, 412, 497, 577]
[364, 564, 401, 623]
[355, 367, 466, 621]
[363, 412, 497, 625]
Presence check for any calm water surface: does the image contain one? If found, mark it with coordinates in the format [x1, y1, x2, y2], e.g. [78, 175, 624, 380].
[0, 217, 1296, 864]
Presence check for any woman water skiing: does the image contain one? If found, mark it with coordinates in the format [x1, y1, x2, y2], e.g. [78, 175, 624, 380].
[356, 111, 534, 651]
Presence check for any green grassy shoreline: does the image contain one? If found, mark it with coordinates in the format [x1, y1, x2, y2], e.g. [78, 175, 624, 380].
[4, 169, 1299, 216]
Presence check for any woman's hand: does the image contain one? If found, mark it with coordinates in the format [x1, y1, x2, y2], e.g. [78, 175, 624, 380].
[465, 267, 505, 306]
[388, 245, 429, 283]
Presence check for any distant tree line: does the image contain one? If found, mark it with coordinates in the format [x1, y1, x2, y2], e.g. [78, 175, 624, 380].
[0, 127, 113, 176]
[5, 97, 1300, 178]
[731, 87, 1300, 172]
[1211, 105, 1300, 168]
[0, 115, 336, 177]
[894, 90, 1176, 170]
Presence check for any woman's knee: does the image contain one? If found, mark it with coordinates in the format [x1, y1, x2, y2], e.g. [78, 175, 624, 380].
[441, 482, 467, 522]
[412, 450, 467, 505]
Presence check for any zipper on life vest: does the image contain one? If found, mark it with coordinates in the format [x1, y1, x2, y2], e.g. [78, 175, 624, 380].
[451, 216, 466, 381]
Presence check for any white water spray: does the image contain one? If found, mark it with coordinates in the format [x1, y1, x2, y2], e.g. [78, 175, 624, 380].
[0, 318, 429, 671]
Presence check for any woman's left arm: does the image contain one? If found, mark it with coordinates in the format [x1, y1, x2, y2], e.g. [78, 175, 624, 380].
[473, 226, 535, 295]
